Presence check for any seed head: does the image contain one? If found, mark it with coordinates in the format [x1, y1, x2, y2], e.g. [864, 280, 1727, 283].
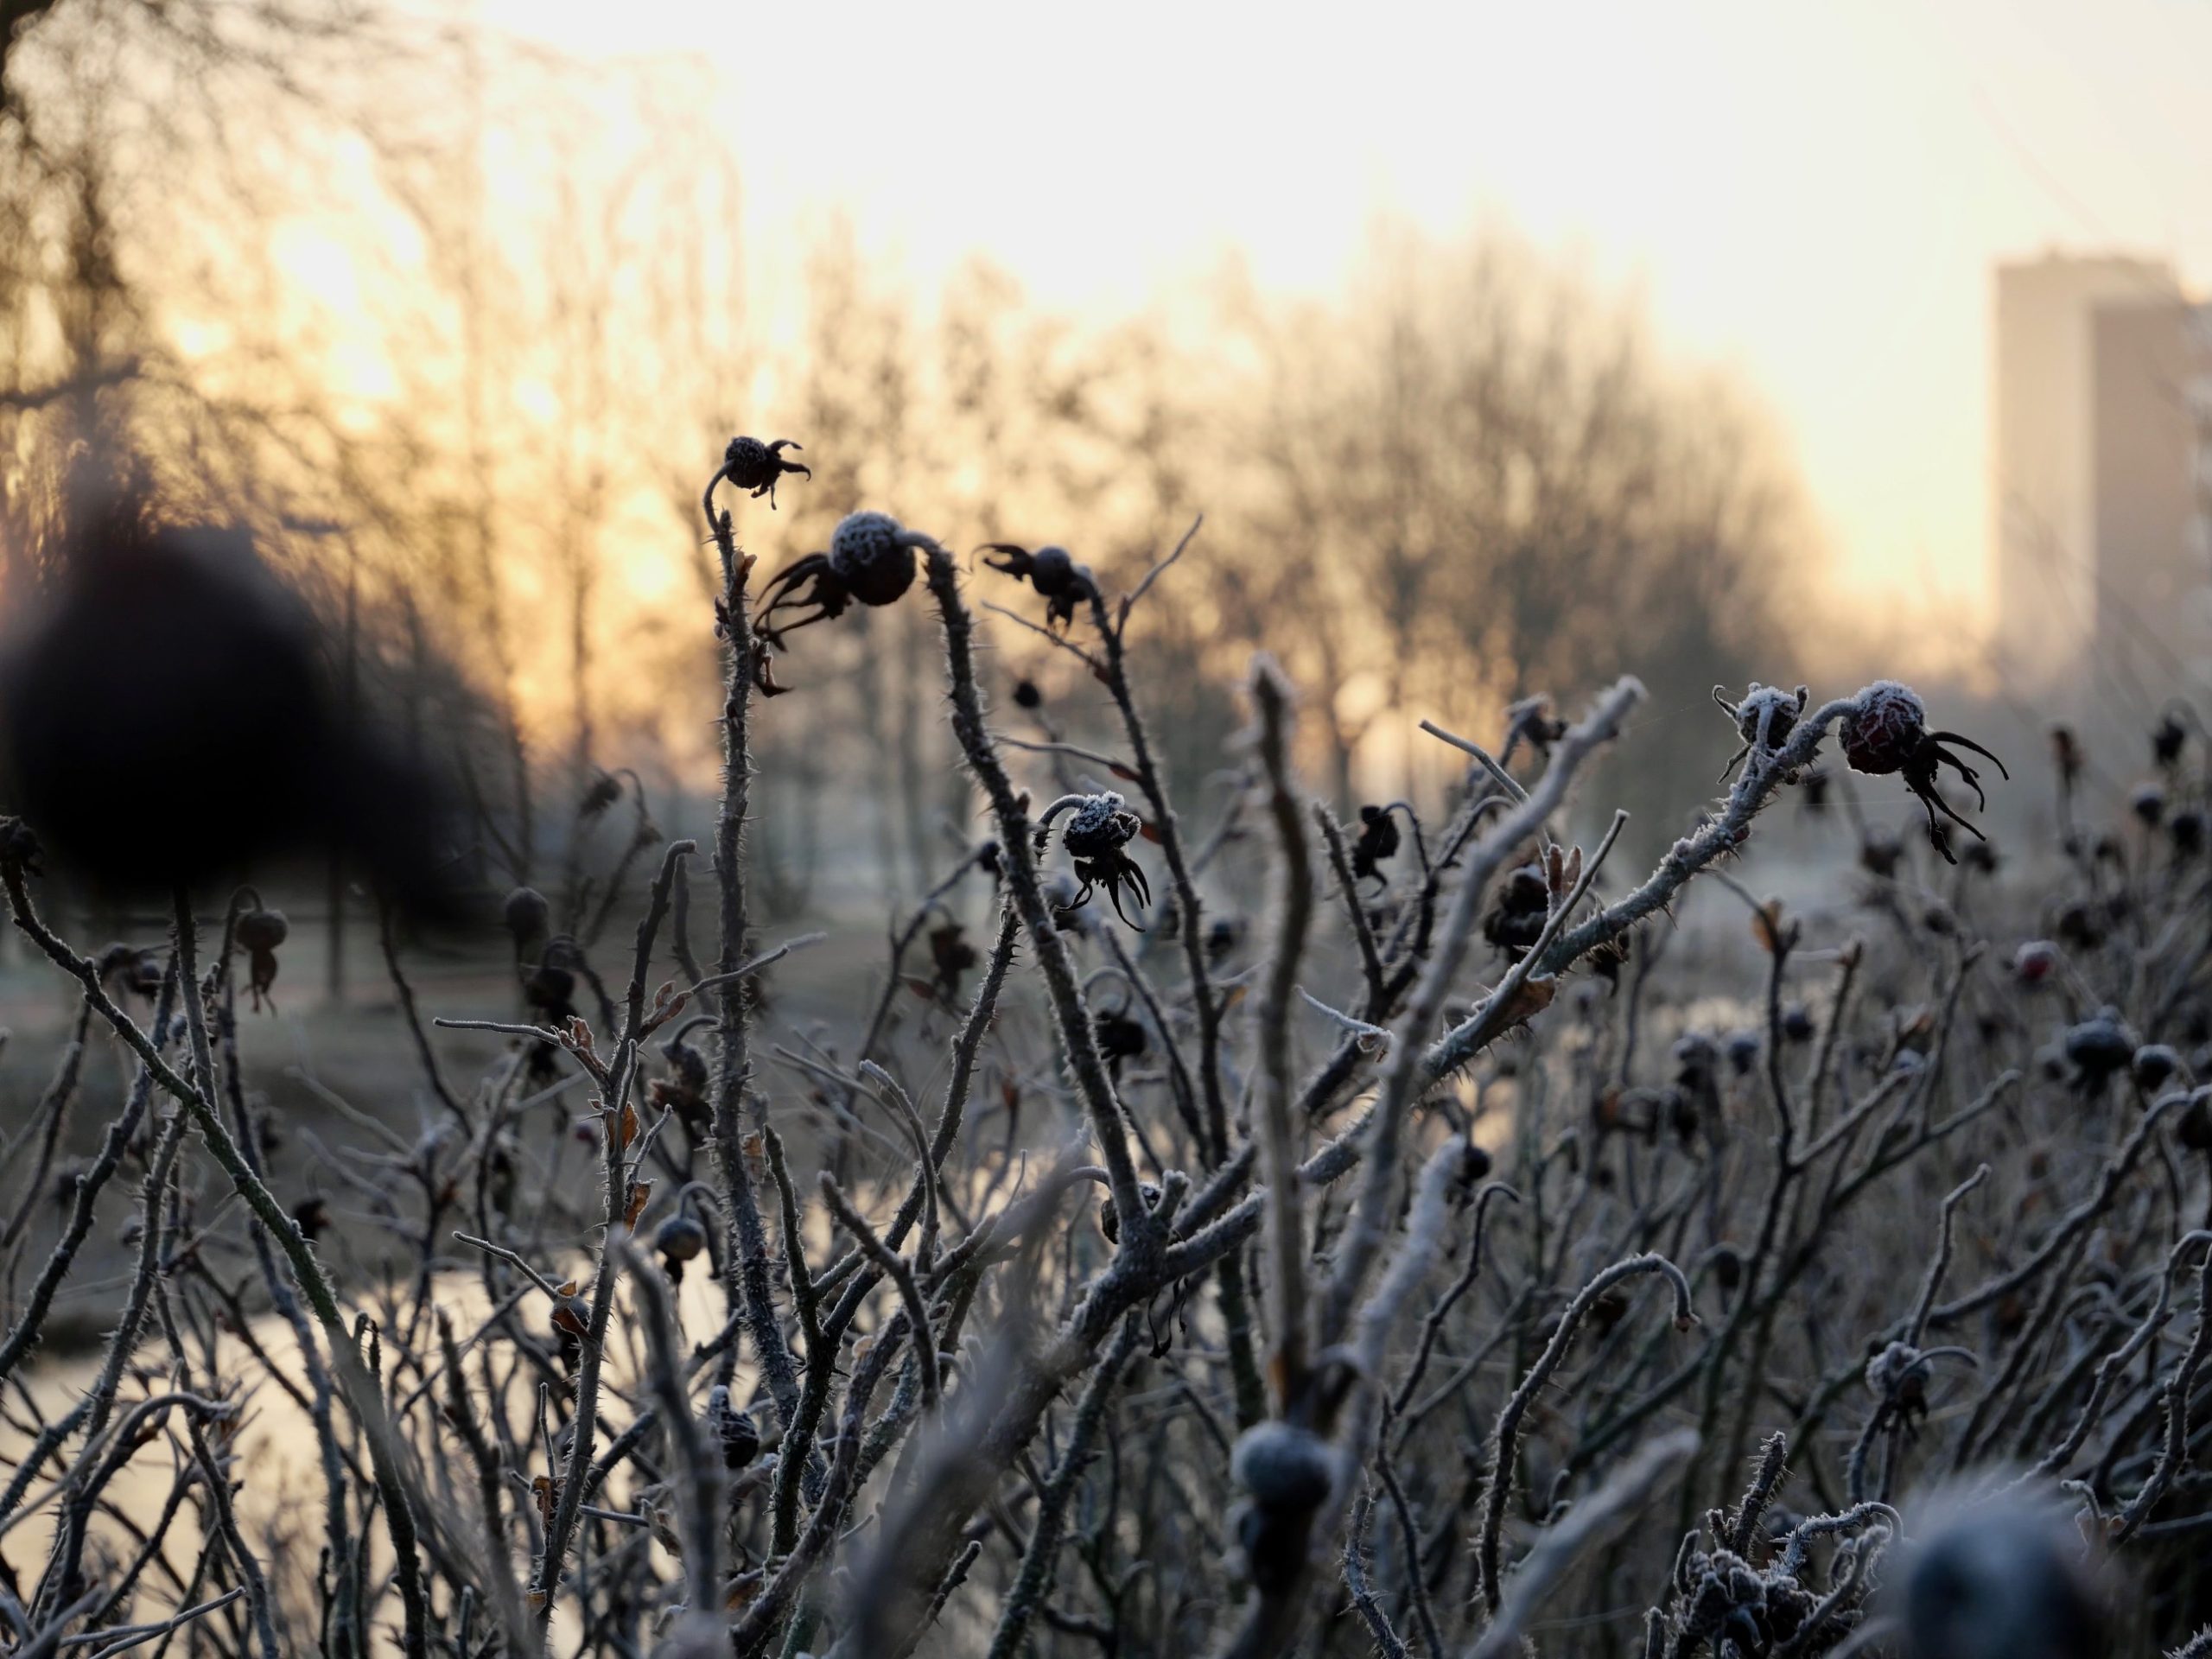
[1891, 1483, 2111, 1659]
[2132, 1044, 2183, 1092]
[1839, 681, 2006, 862]
[654, 1213, 709, 1281]
[504, 887, 550, 946]
[236, 907, 288, 954]
[2152, 709, 2189, 768]
[979, 541, 1098, 630]
[718, 435, 810, 508]
[753, 510, 937, 690]
[2061, 1008, 2136, 1094]
[1351, 804, 1401, 884]
[706, 1385, 760, 1471]
[1725, 1030, 1762, 1076]
[236, 907, 288, 1011]
[1230, 1421, 1338, 1510]
[1842, 681, 1926, 774]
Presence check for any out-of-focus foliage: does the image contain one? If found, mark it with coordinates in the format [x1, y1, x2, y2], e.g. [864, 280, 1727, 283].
[3, 2, 1812, 902]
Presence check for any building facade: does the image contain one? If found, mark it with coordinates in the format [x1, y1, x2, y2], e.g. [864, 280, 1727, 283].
[1993, 252, 2209, 707]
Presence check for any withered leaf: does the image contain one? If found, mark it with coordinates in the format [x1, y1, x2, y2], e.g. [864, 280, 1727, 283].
[1751, 899, 1797, 957]
[1497, 975, 1557, 1029]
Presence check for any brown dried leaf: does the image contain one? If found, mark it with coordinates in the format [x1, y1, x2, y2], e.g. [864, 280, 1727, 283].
[1594, 1084, 1625, 1130]
[1497, 975, 1557, 1030]
[641, 985, 689, 1035]
[1751, 900, 1797, 957]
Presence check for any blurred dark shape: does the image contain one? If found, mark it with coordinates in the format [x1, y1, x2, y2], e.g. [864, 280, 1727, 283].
[650, 1017, 713, 1135]
[0, 495, 464, 916]
[503, 886, 550, 949]
[1205, 914, 1243, 964]
[2061, 1008, 2136, 1095]
[2152, 709, 2189, 768]
[927, 919, 976, 1000]
[575, 770, 623, 820]
[234, 906, 289, 1011]
[1894, 1484, 2110, 1659]
[2050, 724, 2084, 790]
[2172, 810, 2206, 859]
[1482, 861, 1548, 957]
[1503, 695, 1567, 757]
[2131, 1043, 2181, 1092]
[705, 1385, 760, 1471]
[524, 957, 581, 1025]
[1859, 829, 1905, 879]
[1093, 1004, 1147, 1079]
[99, 941, 165, 999]
[291, 1195, 330, 1243]
[1351, 803, 1399, 885]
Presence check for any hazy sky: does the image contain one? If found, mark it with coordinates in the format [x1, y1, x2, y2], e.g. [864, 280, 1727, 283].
[505, 0, 2211, 634]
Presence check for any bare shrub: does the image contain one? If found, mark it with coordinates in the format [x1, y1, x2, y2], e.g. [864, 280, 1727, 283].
[0, 439, 2203, 1659]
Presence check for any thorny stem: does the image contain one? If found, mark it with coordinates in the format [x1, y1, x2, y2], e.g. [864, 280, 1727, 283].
[526, 841, 692, 1631]
[1320, 677, 1645, 1351]
[1086, 557, 1272, 1427]
[703, 486, 804, 1427]
[982, 1314, 1143, 1659]
[926, 544, 1151, 1246]
[0, 965, 177, 1390]
[1249, 659, 1317, 1407]
[1418, 696, 1857, 1086]
[0, 874, 450, 1659]
[1475, 1252, 1696, 1612]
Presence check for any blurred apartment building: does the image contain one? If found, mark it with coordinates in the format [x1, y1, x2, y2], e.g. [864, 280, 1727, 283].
[1993, 252, 2211, 711]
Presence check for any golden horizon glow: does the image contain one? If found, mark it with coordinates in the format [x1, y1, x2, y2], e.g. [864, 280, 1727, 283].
[491, 0, 2212, 670]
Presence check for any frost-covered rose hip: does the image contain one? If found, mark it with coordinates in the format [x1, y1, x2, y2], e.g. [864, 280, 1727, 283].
[1839, 681, 2007, 863]
[715, 434, 810, 509]
[753, 511, 941, 694]
[1034, 791, 1151, 928]
[979, 541, 1098, 631]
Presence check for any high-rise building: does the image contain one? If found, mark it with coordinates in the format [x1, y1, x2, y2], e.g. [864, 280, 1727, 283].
[1992, 252, 2209, 704]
